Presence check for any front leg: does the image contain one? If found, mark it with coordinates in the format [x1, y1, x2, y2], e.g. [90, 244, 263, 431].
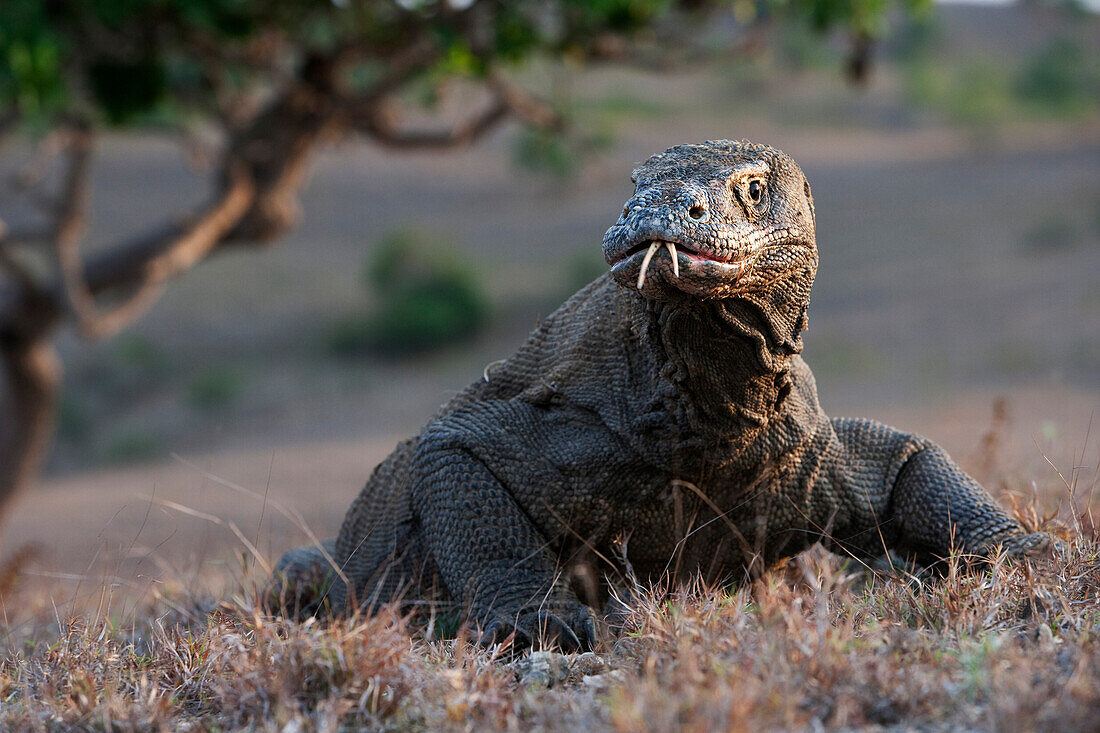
[829, 418, 1052, 565]
[411, 408, 603, 650]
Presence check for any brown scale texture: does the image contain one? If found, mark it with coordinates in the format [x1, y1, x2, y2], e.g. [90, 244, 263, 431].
[272, 141, 1051, 650]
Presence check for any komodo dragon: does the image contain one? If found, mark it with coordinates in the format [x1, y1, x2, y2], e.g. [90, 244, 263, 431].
[271, 140, 1052, 650]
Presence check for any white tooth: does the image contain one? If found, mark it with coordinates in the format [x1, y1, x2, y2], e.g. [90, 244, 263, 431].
[665, 241, 679, 278]
[637, 240, 661, 290]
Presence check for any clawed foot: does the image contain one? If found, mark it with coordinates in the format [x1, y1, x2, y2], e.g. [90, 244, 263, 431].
[265, 542, 342, 620]
[477, 604, 599, 652]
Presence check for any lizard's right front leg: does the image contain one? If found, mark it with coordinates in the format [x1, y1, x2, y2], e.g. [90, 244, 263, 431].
[410, 419, 598, 651]
[827, 417, 1054, 565]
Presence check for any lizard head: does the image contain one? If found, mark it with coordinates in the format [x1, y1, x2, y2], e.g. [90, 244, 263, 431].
[602, 140, 816, 301]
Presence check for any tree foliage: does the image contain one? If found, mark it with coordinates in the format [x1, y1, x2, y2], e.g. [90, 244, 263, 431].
[1, 0, 929, 128]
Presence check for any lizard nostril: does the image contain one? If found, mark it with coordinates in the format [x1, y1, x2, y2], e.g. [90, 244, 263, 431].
[623, 206, 630, 219]
[688, 205, 706, 220]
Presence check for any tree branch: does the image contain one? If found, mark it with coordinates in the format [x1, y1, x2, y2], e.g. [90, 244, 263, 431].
[0, 41, 359, 344]
[352, 97, 511, 149]
[0, 237, 40, 295]
[61, 170, 256, 340]
[336, 38, 440, 105]
[487, 72, 564, 131]
[53, 120, 98, 333]
[348, 70, 562, 150]
[0, 167, 255, 342]
[8, 127, 72, 201]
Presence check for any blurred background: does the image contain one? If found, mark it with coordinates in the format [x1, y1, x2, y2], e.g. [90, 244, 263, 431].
[0, 0, 1097, 614]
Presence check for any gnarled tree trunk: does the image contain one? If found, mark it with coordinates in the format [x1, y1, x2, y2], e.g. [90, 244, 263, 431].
[0, 337, 60, 516]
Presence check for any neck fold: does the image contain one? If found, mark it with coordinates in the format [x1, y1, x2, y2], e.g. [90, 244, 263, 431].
[645, 270, 813, 442]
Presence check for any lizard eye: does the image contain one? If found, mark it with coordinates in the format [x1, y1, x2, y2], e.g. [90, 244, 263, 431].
[748, 179, 763, 204]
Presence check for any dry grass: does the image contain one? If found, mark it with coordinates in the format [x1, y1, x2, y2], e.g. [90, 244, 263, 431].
[1, 462, 1098, 731]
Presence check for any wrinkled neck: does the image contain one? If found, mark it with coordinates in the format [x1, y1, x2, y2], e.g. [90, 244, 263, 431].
[646, 272, 813, 440]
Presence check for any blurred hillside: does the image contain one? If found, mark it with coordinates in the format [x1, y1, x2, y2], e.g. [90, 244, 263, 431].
[1, 2, 1097, 478]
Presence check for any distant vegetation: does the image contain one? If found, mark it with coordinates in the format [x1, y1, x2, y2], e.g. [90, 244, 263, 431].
[328, 230, 490, 357]
[513, 127, 581, 179]
[1020, 216, 1079, 254]
[902, 31, 1100, 127]
[1015, 37, 1100, 115]
[102, 429, 166, 465]
[187, 367, 248, 411]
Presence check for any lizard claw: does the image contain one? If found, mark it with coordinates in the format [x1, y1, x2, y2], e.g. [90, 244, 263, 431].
[478, 618, 532, 650]
[477, 605, 598, 652]
[583, 615, 599, 648]
[534, 611, 583, 651]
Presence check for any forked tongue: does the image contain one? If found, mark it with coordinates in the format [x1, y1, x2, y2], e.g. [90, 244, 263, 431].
[636, 240, 679, 290]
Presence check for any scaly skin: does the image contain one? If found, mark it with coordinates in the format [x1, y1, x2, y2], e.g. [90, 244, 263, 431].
[269, 140, 1052, 650]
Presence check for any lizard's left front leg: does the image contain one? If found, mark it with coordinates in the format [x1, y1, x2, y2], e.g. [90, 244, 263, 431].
[828, 418, 1053, 564]
[410, 400, 620, 651]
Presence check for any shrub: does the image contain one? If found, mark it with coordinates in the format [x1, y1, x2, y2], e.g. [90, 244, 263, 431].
[1015, 37, 1100, 116]
[904, 58, 1013, 137]
[55, 395, 91, 443]
[187, 367, 247, 411]
[946, 63, 1010, 126]
[1021, 216, 1077, 253]
[111, 335, 169, 378]
[778, 19, 838, 72]
[329, 230, 489, 357]
[102, 429, 165, 464]
[512, 127, 578, 178]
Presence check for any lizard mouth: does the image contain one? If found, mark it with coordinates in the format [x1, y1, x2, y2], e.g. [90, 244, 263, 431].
[613, 239, 746, 290]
